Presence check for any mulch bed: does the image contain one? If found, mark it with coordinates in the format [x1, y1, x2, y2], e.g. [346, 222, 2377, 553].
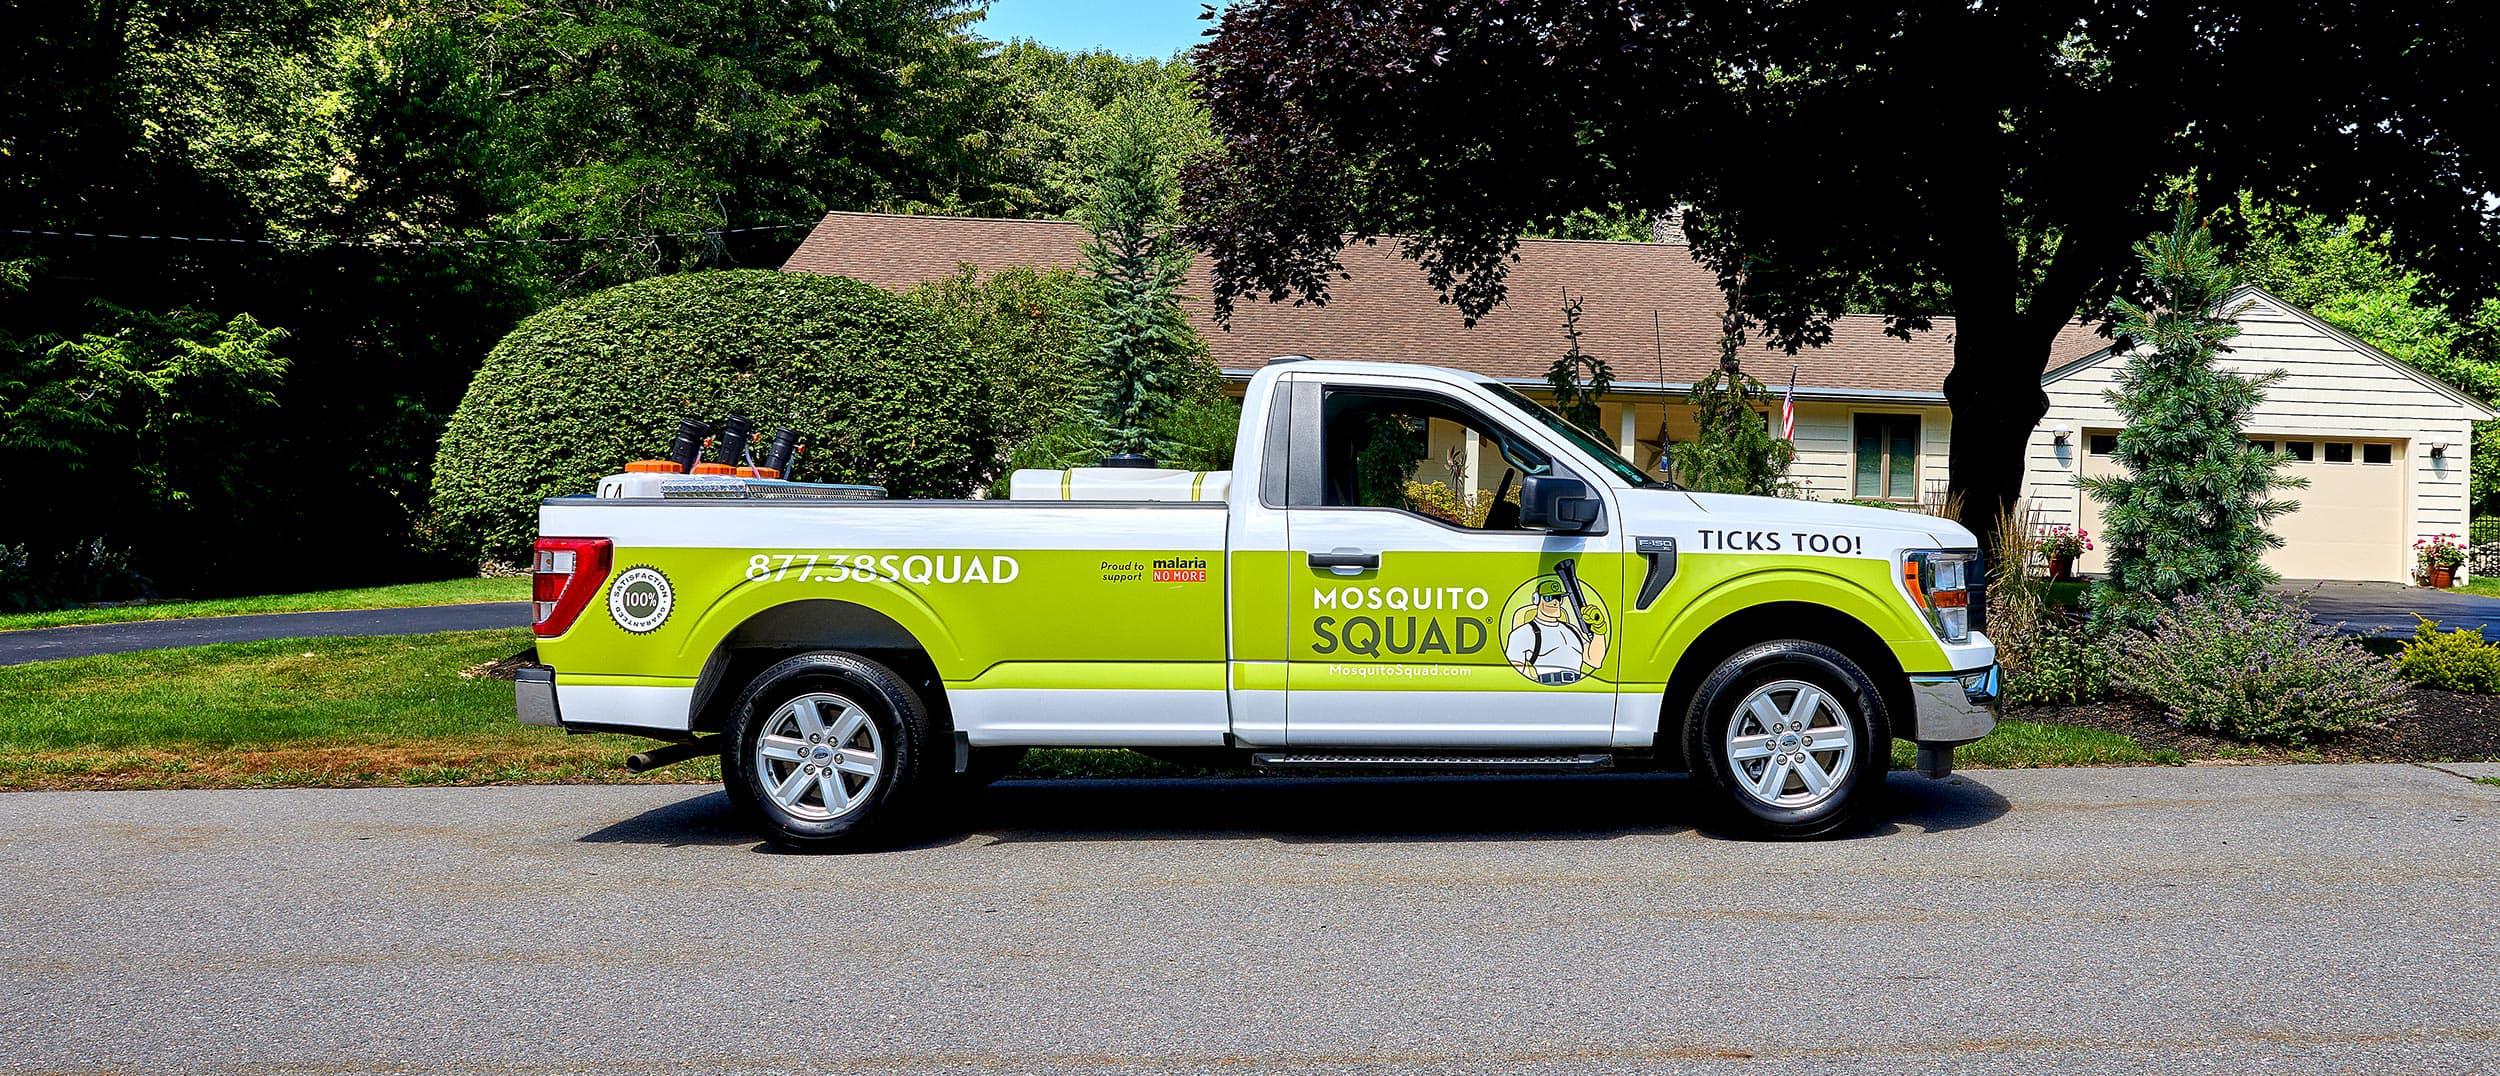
[2016, 689, 2500, 763]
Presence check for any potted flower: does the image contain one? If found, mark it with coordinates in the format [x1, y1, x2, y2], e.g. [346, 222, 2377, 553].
[2416, 533, 2466, 588]
[2039, 525, 2091, 581]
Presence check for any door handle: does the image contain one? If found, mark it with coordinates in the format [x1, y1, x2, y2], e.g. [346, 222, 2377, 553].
[1308, 549, 1380, 572]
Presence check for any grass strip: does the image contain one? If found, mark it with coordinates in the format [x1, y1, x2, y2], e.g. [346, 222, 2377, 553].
[0, 629, 697, 790]
[0, 577, 528, 632]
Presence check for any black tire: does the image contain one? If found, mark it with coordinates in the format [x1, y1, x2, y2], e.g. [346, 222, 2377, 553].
[1681, 640, 1891, 840]
[723, 651, 941, 852]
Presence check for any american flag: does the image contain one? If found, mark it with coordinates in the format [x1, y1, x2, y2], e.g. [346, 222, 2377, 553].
[1779, 366, 1797, 440]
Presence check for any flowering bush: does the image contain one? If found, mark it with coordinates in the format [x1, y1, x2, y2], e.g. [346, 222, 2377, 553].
[2415, 533, 2466, 572]
[2110, 592, 2405, 743]
[2038, 525, 2092, 562]
[2395, 616, 2500, 693]
[2002, 612, 2113, 705]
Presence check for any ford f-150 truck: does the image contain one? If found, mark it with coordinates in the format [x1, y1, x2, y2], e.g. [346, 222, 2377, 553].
[517, 357, 1998, 850]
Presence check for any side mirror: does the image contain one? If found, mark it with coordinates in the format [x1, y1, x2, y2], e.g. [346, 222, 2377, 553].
[1519, 474, 1602, 533]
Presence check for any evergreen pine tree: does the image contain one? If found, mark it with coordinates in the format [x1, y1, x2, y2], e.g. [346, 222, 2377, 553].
[1669, 276, 1795, 495]
[2083, 206, 2302, 629]
[1081, 100, 1195, 458]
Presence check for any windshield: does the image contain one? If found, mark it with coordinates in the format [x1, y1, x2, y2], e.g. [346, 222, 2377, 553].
[1484, 383, 1674, 489]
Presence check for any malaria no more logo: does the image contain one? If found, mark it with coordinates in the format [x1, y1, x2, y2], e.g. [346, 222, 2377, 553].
[607, 566, 674, 634]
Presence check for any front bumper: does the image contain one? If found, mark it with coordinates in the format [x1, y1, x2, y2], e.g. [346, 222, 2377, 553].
[515, 665, 563, 728]
[1906, 665, 1999, 746]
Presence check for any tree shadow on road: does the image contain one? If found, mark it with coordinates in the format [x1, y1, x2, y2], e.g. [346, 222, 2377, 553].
[574, 770, 2011, 850]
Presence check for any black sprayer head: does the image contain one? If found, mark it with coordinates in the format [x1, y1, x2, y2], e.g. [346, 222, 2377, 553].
[666, 416, 712, 473]
[761, 427, 801, 477]
[714, 413, 754, 467]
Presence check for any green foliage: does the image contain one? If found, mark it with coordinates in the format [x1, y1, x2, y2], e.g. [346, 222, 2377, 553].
[1545, 294, 1613, 433]
[1, 301, 289, 607]
[2110, 593, 2406, 744]
[2084, 209, 2301, 631]
[909, 265, 1106, 483]
[2394, 617, 2500, 694]
[1668, 282, 1794, 496]
[1083, 100, 1206, 457]
[991, 41, 1215, 218]
[2003, 616, 2114, 706]
[2225, 194, 2500, 515]
[2473, 517, 2500, 546]
[1185, 3, 2500, 536]
[1152, 398, 1244, 473]
[1983, 509, 2111, 706]
[1403, 481, 1491, 527]
[430, 271, 987, 560]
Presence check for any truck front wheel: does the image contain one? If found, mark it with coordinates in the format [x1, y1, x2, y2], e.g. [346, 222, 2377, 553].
[1682, 640, 1891, 839]
[723, 651, 939, 852]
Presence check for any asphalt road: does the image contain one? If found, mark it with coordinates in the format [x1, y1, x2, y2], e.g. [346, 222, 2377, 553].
[4, 764, 2498, 1074]
[0, 602, 528, 666]
[2284, 579, 2500, 638]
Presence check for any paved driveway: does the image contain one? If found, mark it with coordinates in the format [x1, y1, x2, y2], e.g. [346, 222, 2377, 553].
[0, 602, 528, 666]
[3, 764, 2496, 1073]
[2281, 579, 2500, 637]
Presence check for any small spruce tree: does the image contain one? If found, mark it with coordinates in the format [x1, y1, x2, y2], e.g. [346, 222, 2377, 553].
[1546, 292, 1614, 434]
[1669, 276, 1795, 495]
[2083, 206, 2303, 630]
[1081, 100, 1197, 458]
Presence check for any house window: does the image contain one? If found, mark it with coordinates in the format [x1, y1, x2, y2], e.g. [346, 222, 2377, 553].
[2285, 441, 2315, 462]
[2363, 443, 2393, 465]
[2324, 442, 2354, 464]
[1853, 413, 1920, 501]
[2087, 433, 2118, 456]
[2247, 438, 2275, 454]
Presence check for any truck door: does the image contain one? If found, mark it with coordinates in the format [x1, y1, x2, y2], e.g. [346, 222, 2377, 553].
[1280, 375, 1624, 746]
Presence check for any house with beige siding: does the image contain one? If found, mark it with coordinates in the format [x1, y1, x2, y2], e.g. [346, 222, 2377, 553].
[2022, 286, 2493, 583]
[782, 212, 2484, 584]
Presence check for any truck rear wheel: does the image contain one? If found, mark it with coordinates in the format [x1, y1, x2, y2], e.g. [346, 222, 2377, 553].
[1682, 640, 1890, 840]
[723, 651, 938, 852]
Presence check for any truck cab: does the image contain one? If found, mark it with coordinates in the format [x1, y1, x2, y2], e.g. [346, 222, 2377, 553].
[519, 357, 1999, 849]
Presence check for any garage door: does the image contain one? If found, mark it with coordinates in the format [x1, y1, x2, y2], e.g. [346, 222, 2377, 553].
[2075, 432, 2407, 582]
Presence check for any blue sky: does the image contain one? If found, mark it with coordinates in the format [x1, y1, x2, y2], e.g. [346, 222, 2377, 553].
[974, 1, 1213, 59]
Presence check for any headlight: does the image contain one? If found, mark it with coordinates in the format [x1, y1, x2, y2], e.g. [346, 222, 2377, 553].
[1902, 549, 1977, 644]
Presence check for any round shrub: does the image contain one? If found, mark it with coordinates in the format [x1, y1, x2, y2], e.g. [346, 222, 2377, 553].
[2111, 592, 2405, 743]
[2394, 616, 2500, 693]
[430, 271, 986, 560]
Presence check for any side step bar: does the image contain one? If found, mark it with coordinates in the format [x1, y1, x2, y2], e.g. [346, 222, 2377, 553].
[1251, 751, 1614, 774]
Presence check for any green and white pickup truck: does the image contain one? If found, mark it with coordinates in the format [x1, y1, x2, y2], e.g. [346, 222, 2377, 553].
[518, 357, 1998, 849]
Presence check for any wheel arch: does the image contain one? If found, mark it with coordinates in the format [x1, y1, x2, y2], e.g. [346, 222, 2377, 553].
[1653, 601, 1909, 765]
[687, 599, 950, 735]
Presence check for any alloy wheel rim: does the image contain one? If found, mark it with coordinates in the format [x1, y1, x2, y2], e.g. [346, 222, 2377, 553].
[755, 692, 883, 821]
[1725, 679, 1856, 810]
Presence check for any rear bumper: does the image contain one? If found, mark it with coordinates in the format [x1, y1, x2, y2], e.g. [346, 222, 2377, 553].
[1905, 665, 1999, 746]
[515, 665, 563, 728]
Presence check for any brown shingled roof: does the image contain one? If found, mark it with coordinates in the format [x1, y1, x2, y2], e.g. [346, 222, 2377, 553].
[781, 211, 2108, 398]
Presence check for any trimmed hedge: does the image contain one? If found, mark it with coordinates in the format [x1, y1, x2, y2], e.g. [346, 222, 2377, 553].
[429, 271, 986, 560]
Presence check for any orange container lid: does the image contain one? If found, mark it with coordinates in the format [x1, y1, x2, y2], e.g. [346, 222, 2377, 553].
[733, 467, 780, 479]
[624, 460, 679, 474]
[689, 462, 736, 476]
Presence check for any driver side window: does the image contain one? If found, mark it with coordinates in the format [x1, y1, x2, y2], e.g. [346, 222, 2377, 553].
[1315, 388, 1549, 530]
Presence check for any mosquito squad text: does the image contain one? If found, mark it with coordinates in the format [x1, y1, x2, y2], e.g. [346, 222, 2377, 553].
[1309, 584, 1496, 658]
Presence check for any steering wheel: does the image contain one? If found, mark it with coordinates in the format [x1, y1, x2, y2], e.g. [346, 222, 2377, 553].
[1481, 467, 1520, 530]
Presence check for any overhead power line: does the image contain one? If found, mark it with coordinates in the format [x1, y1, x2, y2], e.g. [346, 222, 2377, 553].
[1, 222, 815, 250]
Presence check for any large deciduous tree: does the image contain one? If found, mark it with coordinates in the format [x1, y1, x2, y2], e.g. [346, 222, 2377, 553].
[1180, 0, 2500, 536]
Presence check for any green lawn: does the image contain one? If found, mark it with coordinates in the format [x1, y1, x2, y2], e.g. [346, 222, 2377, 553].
[1888, 719, 2179, 769]
[0, 627, 2177, 790]
[0, 629, 689, 789]
[0, 577, 529, 632]
[2454, 577, 2500, 598]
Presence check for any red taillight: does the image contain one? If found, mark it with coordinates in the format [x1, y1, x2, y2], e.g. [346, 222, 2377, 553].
[532, 537, 612, 637]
